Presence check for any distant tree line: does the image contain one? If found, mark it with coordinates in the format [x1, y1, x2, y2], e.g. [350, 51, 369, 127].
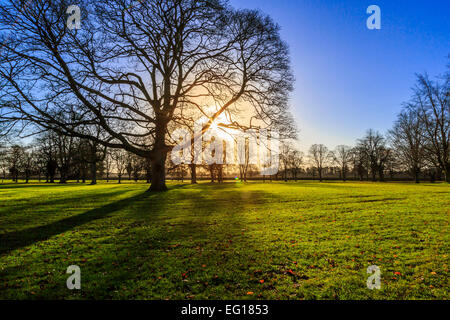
[284, 67, 448, 184]
[0, 131, 151, 185]
[0, 65, 448, 185]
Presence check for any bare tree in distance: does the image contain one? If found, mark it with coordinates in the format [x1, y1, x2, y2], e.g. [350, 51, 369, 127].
[308, 144, 329, 182]
[111, 149, 128, 184]
[331, 145, 352, 182]
[388, 108, 426, 183]
[22, 147, 36, 183]
[289, 149, 303, 182]
[104, 149, 112, 183]
[0, 141, 8, 181]
[280, 143, 293, 182]
[7, 144, 24, 182]
[356, 130, 391, 182]
[410, 73, 449, 182]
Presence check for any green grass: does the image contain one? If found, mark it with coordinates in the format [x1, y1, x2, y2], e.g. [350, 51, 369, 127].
[0, 180, 449, 299]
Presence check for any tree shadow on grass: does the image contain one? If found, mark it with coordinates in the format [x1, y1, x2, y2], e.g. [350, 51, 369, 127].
[0, 183, 194, 257]
[0, 188, 138, 221]
[0, 183, 87, 189]
[0, 192, 152, 255]
[0, 184, 274, 299]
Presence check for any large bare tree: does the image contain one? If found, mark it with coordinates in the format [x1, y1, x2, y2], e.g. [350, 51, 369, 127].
[356, 130, 391, 182]
[289, 148, 303, 182]
[0, 0, 294, 191]
[389, 108, 426, 183]
[411, 73, 449, 182]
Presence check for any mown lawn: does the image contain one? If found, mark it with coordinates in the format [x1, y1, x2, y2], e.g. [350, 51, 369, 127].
[0, 181, 448, 299]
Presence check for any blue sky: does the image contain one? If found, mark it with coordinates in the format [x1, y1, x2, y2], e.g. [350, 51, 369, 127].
[230, 0, 450, 151]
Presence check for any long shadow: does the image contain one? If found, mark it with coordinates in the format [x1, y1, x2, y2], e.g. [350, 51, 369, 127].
[0, 188, 136, 218]
[79, 185, 268, 299]
[0, 192, 151, 255]
[0, 183, 85, 189]
[0, 184, 277, 299]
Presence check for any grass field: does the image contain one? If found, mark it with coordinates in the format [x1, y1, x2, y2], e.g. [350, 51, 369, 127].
[0, 181, 448, 300]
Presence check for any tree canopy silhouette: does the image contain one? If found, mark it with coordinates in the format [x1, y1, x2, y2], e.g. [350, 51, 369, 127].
[0, 0, 294, 191]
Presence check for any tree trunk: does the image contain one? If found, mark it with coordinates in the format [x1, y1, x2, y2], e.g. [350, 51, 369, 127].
[190, 164, 197, 184]
[90, 161, 97, 185]
[210, 165, 215, 183]
[149, 152, 168, 192]
[430, 171, 436, 183]
[145, 160, 151, 183]
[413, 167, 420, 184]
[217, 165, 223, 183]
[445, 163, 450, 183]
[59, 164, 69, 184]
[378, 168, 385, 182]
[371, 169, 377, 182]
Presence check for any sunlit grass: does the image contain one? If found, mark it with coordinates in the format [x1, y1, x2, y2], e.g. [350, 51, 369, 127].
[0, 181, 448, 299]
